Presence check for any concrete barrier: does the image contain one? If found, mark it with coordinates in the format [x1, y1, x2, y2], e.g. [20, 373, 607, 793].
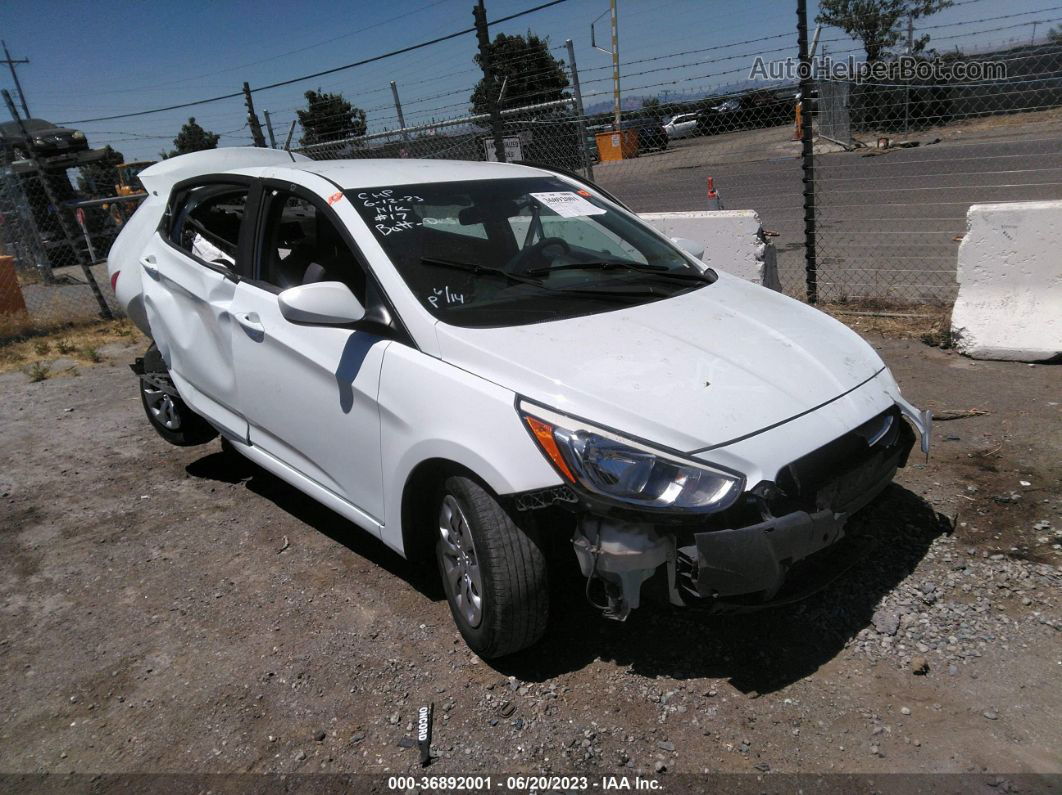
[641, 210, 781, 290]
[952, 201, 1062, 362]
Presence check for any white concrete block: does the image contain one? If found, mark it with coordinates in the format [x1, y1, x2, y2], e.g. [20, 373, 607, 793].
[952, 201, 1062, 362]
[640, 210, 781, 290]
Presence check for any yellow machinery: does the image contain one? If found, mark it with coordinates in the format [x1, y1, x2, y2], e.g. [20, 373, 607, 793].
[114, 161, 154, 196]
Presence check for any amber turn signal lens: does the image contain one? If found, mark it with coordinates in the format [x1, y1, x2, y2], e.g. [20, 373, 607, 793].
[524, 415, 575, 483]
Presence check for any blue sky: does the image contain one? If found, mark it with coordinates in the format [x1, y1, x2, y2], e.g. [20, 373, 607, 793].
[1, 0, 1058, 161]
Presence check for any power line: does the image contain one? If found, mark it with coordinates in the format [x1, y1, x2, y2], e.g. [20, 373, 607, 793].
[59, 0, 569, 125]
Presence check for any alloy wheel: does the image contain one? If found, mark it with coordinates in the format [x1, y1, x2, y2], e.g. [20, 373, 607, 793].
[438, 494, 484, 628]
[142, 381, 181, 430]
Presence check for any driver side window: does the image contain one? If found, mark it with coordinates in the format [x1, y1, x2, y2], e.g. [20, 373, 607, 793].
[257, 189, 367, 303]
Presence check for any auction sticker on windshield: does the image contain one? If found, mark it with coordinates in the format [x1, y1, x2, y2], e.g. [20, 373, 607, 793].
[529, 191, 606, 218]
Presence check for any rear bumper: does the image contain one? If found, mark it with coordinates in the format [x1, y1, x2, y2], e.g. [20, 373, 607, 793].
[676, 414, 914, 604]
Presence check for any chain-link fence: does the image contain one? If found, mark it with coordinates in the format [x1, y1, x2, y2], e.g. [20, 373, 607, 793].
[810, 40, 1062, 304]
[291, 13, 1062, 308]
[2, 2, 1061, 337]
[0, 149, 138, 334]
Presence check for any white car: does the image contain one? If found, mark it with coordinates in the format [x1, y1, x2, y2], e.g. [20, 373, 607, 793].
[109, 148, 931, 658]
[663, 113, 699, 140]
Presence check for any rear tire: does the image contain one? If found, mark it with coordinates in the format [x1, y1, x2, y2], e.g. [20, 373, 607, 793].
[138, 354, 218, 447]
[435, 475, 549, 658]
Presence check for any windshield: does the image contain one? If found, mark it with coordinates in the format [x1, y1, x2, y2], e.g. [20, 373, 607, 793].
[349, 176, 712, 328]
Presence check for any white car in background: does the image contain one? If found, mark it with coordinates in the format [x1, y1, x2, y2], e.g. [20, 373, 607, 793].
[108, 148, 931, 658]
[663, 113, 699, 139]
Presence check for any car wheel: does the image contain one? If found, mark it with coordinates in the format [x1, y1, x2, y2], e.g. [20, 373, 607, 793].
[139, 372, 218, 447]
[435, 475, 549, 658]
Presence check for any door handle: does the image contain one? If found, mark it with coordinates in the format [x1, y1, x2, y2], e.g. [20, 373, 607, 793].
[139, 255, 158, 277]
[235, 312, 265, 333]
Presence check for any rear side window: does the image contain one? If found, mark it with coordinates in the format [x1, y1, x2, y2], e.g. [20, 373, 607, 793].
[169, 183, 249, 271]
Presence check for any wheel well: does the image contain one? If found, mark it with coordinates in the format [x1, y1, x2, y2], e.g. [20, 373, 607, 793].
[400, 458, 478, 565]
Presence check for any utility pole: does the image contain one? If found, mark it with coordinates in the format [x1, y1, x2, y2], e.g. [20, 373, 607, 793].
[609, 0, 620, 130]
[1, 41, 30, 118]
[242, 82, 266, 148]
[591, 1, 621, 129]
[390, 81, 409, 142]
[473, 0, 506, 163]
[1031, 20, 1039, 45]
[566, 38, 594, 180]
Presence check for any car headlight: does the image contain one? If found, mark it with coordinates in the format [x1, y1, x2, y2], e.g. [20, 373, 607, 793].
[71, 131, 86, 140]
[519, 401, 743, 513]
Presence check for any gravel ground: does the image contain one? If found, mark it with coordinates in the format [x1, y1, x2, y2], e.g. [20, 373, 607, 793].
[0, 334, 1059, 782]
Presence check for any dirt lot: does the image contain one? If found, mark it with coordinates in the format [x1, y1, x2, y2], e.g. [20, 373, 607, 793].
[0, 332, 1059, 785]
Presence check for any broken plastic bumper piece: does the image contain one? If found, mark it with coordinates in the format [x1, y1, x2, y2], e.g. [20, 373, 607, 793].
[678, 414, 916, 604]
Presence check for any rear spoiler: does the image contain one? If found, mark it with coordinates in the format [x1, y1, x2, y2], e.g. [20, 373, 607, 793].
[138, 147, 312, 197]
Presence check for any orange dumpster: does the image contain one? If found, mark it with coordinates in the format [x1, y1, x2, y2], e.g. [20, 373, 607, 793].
[595, 129, 639, 162]
[0, 255, 28, 315]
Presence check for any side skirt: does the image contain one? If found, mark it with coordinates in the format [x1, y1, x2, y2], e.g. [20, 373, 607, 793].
[222, 435, 388, 544]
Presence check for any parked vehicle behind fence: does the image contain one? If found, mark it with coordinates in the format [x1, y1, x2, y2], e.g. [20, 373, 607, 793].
[108, 148, 931, 658]
[664, 113, 699, 140]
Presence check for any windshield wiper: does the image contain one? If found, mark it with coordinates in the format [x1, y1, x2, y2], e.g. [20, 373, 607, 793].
[421, 256, 545, 288]
[526, 260, 714, 283]
[421, 256, 668, 300]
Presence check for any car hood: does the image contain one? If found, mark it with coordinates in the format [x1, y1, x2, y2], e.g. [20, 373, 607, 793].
[434, 273, 886, 453]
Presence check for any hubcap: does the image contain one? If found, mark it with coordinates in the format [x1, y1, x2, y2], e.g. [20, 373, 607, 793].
[142, 381, 181, 430]
[438, 494, 484, 628]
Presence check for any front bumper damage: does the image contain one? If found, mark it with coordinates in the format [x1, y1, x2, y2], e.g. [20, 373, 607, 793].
[563, 404, 929, 619]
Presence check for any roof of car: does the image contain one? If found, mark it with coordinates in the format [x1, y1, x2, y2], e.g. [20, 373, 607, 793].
[296, 158, 551, 189]
[137, 148, 555, 197]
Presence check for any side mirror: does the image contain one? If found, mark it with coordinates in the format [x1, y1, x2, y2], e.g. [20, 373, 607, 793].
[671, 236, 705, 260]
[278, 281, 365, 325]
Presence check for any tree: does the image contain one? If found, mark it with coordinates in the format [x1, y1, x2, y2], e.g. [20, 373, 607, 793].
[1048, 26, 1061, 44]
[297, 90, 367, 147]
[471, 31, 569, 115]
[77, 145, 125, 197]
[816, 0, 953, 62]
[161, 117, 220, 159]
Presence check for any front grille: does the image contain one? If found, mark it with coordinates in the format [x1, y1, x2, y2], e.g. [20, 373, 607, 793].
[772, 406, 908, 513]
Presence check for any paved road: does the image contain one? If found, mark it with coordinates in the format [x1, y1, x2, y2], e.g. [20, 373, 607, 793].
[595, 122, 1062, 302]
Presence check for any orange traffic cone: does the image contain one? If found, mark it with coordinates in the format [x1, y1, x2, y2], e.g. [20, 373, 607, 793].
[706, 177, 723, 210]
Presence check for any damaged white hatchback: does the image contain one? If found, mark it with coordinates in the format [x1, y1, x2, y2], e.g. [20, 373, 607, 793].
[109, 148, 931, 658]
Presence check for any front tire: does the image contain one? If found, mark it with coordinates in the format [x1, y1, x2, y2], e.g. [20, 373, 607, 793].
[435, 476, 549, 658]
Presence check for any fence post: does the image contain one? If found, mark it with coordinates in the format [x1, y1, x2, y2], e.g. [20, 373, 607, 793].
[473, 0, 506, 163]
[3, 89, 112, 319]
[796, 0, 818, 304]
[243, 82, 267, 148]
[566, 38, 594, 181]
[263, 110, 277, 148]
[390, 81, 410, 143]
